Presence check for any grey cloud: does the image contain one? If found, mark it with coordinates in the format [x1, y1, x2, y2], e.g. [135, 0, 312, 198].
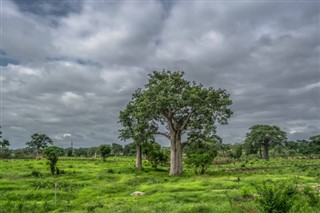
[1, 1, 319, 148]
[13, 0, 83, 17]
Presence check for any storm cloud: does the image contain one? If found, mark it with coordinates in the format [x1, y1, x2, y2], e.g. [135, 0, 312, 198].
[1, 0, 319, 148]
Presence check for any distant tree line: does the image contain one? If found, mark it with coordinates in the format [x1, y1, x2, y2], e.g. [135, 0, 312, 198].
[0, 131, 319, 176]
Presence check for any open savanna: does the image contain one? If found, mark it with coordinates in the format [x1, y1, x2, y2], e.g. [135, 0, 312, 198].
[0, 157, 319, 213]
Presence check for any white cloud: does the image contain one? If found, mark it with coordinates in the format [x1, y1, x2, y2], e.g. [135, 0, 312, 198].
[61, 91, 84, 107]
[6, 64, 42, 76]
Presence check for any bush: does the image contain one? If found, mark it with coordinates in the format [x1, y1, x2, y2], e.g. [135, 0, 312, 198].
[43, 146, 64, 175]
[31, 170, 42, 178]
[255, 181, 299, 213]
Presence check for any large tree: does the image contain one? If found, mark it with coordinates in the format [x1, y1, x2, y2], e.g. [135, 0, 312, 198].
[119, 70, 232, 175]
[26, 133, 53, 159]
[244, 125, 287, 160]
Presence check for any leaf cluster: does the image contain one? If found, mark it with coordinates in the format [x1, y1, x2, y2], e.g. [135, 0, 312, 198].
[26, 133, 53, 151]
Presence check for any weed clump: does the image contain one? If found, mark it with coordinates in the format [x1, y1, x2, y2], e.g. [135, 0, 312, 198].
[31, 170, 42, 178]
[254, 181, 320, 213]
[255, 182, 298, 213]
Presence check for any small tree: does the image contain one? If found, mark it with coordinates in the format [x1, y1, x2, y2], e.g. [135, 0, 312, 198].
[185, 144, 217, 175]
[111, 143, 123, 156]
[119, 101, 155, 169]
[143, 142, 169, 170]
[98, 144, 111, 162]
[26, 133, 53, 159]
[0, 139, 11, 159]
[184, 134, 220, 174]
[234, 144, 243, 159]
[43, 146, 63, 175]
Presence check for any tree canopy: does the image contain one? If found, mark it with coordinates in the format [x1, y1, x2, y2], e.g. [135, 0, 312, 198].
[98, 144, 111, 162]
[26, 133, 53, 159]
[244, 125, 287, 160]
[119, 70, 233, 175]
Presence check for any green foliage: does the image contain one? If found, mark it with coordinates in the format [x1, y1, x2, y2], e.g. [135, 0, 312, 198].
[26, 133, 53, 158]
[143, 142, 169, 169]
[244, 125, 287, 160]
[31, 170, 43, 178]
[0, 139, 11, 159]
[300, 186, 320, 207]
[120, 70, 233, 175]
[111, 143, 124, 156]
[123, 143, 136, 156]
[66, 148, 73, 157]
[43, 146, 63, 175]
[0, 139, 10, 149]
[185, 140, 218, 175]
[85, 201, 103, 212]
[255, 181, 299, 213]
[97, 144, 111, 161]
[254, 181, 320, 213]
[186, 149, 217, 175]
[280, 135, 320, 157]
[119, 95, 155, 169]
[234, 144, 243, 159]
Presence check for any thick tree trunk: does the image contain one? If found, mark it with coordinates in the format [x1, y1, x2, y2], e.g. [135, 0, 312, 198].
[169, 133, 183, 176]
[135, 144, 142, 169]
[263, 143, 269, 160]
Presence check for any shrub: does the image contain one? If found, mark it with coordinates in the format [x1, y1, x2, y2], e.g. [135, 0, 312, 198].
[43, 146, 64, 175]
[31, 170, 42, 178]
[255, 182, 299, 213]
[107, 168, 114, 174]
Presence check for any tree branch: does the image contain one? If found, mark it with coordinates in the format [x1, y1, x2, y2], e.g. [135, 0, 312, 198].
[154, 131, 171, 139]
[163, 109, 176, 132]
[180, 111, 193, 131]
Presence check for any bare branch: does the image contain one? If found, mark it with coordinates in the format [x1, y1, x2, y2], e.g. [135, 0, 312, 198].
[154, 131, 171, 139]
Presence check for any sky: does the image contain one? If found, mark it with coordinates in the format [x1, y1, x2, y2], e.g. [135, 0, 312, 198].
[0, 0, 319, 149]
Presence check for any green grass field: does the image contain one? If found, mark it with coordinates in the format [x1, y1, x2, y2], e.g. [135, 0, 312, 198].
[0, 157, 319, 212]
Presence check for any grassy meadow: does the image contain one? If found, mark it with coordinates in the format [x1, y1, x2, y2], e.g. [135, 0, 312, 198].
[0, 157, 319, 213]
